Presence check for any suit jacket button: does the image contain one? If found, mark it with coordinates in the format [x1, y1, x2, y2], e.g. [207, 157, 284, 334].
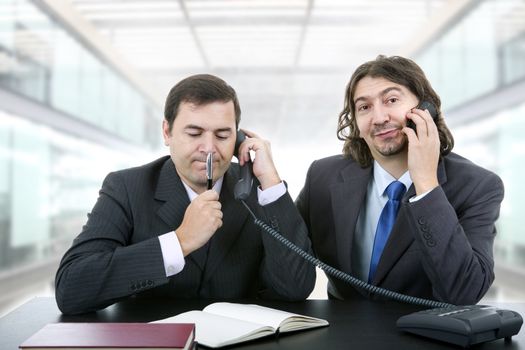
[423, 232, 432, 240]
[147, 280, 153, 286]
[426, 239, 436, 247]
[418, 217, 427, 225]
[141, 281, 147, 288]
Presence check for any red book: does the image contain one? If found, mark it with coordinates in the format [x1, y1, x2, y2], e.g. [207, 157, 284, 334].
[19, 322, 195, 350]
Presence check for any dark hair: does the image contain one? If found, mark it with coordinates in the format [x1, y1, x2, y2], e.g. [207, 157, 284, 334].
[164, 74, 241, 130]
[337, 55, 454, 167]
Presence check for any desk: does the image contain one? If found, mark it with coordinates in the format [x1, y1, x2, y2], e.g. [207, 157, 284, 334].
[1, 297, 523, 349]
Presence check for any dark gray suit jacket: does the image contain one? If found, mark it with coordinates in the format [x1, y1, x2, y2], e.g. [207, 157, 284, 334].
[56, 156, 315, 314]
[296, 152, 504, 305]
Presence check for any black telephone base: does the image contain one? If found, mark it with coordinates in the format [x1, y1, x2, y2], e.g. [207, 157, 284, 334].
[397, 304, 523, 348]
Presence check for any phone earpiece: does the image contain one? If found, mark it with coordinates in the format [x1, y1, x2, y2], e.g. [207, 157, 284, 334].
[234, 130, 246, 159]
[407, 101, 438, 133]
[234, 130, 253, 200]
[418, 101, 438, 120]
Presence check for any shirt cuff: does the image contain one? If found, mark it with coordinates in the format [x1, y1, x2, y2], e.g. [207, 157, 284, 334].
[257, 181, 287, 206]
[158, 232, 185, 277]
[409, 188, 433, 203]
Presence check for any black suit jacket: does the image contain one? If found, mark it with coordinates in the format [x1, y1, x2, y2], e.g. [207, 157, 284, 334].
[56, 156, 315, 314]
[296, 152, 504, 305]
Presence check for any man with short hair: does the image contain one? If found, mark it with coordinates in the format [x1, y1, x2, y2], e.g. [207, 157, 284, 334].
[56, 74, 315, 315]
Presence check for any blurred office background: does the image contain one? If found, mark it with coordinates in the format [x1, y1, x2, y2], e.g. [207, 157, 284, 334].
[0, 0, 524, 316]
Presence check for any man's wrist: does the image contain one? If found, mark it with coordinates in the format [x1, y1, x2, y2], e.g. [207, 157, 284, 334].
[258, 181, 286, 206]
[174, 229, 192, 257]
[414, 178, 439, 196]
[258, 172, 281, 190]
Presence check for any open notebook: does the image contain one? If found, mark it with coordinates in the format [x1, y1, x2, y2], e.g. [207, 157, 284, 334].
[153, 302, 329, 348]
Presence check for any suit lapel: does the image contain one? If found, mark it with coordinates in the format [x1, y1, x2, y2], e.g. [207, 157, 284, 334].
[154, 159, 210, 270]
[202, 166, 248, 282]
[330, 163, 371, 273]
[155, 159, 190, 230]
[373, 159, 448, 284]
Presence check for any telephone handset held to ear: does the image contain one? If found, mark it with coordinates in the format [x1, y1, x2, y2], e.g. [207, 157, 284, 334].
[407, 100, 438, 133]
[234, 130, 254, 200]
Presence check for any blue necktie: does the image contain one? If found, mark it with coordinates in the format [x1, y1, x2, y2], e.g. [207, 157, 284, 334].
[368, 180, 406, 283]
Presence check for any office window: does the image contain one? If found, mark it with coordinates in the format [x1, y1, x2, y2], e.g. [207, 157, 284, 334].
[0, 116, 51, 268]
[78, 49, 103, 124]
[439, 26, 465, 110]
[0, 1, 16, 91]
[0, 0, 161, 150]
[0, 113, 11, 268]
[462, 2, 498, 102]
[12, 0, 53, 103]
[99, 68, 120, 133]
[501, 32, 525, 85]
[495, 103, 525, 266]
[0, 111, 144, 274]
[0, 0, 16, 51]
[51, 30, 81, 117]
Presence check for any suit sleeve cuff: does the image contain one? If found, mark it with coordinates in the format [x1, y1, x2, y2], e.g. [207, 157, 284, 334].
[257, 181, 287, 206]
[409, 188, 433, 203]
[158, 232, 185, 276]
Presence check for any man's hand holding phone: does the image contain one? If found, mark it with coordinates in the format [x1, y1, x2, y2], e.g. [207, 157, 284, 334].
[236, 129, 281, 190]
[403, 103, 441, 196]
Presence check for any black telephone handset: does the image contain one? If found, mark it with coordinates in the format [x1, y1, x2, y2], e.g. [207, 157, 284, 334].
[233, 130, 254, 200]
[407, 100, 438, 133]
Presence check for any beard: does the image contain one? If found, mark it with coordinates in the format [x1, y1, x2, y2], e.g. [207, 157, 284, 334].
[371, 125, 408, 157]
[376, 138, 407, 156]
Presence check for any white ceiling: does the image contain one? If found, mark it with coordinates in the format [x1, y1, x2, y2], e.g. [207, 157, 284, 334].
[69, 0, 449, 72]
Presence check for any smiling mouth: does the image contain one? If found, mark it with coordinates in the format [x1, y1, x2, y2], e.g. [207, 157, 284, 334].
[374, 128, 399, 138]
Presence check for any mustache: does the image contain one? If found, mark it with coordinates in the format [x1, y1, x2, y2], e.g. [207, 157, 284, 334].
[191, 156, 222, 163]
[372, 123, 402, 134]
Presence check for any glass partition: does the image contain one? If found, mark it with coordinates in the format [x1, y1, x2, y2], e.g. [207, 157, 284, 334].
[0, 0, 161, 149]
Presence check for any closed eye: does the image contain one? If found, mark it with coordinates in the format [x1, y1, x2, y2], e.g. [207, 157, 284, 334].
[215, 130, 232, 140]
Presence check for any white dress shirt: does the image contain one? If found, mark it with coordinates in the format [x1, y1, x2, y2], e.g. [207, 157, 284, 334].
[352, 161, 432, 281]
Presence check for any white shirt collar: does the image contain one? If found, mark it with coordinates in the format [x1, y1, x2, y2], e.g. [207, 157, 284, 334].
[181, 176, 224, 201]
[372, 160, 412, 197]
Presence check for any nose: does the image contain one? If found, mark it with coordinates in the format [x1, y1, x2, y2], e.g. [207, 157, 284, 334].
[371, 103, 390, 125]
[199, 132, 216, 155]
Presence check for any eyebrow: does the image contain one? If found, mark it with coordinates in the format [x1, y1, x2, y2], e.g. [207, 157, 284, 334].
[184, 125, 233, 133]
[354, 86, 405, 105]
